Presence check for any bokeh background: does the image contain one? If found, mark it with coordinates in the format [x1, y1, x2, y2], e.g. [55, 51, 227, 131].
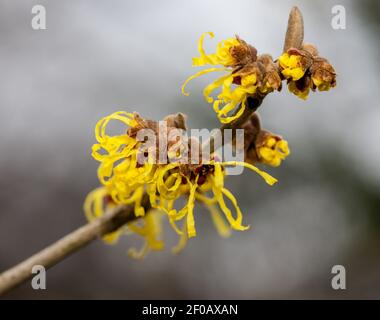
[1, 0, 379, 299]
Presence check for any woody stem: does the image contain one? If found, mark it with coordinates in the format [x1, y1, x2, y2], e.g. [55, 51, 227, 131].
[0, 197, 150, 296]
[0, 6, 304, 297]
[0, 106, 253, 296]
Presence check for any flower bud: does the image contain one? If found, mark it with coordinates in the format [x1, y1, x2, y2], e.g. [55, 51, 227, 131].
[255, 130, 290, 167]
[310, 57, 336, 91]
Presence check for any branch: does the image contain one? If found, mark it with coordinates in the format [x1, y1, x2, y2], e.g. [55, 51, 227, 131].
[0, 100, 257, 296]
[0, 196, 150, 296]
[0, 98, 259, 296]
[0, 7, 304, 296]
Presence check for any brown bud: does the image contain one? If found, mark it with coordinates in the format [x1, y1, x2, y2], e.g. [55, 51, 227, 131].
[310, 57, 337, 89]
[127, 113, 158, 138]
[231, 36, 257, 67]
[164, 112, 187, 130]
[234, 112, 262, 162]
[283, 6, 304, 52]
[302, 43, 319, 57]
[258, 54, 282, 91]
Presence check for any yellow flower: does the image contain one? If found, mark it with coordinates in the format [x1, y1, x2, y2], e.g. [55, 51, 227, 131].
[312, 77, 331, 91]
[280, 50, 336, 99]
[84, 186, 164, 259]
[127, 211, 164, 259]
[211, 72, 258, 123]
[92, 111, 155, 216]
[310, 56, 336, 92]
[84, 187, 122, 244]
[147, 159, 277, 244]
[257, 134, 290, 167]
[311, 67, 336, 92]
[85, 159, 277, 258]
[288, 80, 310, 100]
[192, 32, 241, 67]
[182, 32, 258, 124]
[85, 111, 279, 258]
[279, 52, 306, 81]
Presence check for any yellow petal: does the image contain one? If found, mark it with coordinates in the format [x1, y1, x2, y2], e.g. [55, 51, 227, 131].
[95, 111, 136, 143]
[181, 67, 228, 96]
[217, 99, 246, 124]
[192, 32, 219, 66]
[186, 179, 198, 238]
[203, 73, 232, 103]
[221, 161, 278, 185]
[207, 203, 231, 238]
[212, 184, 248, 231]
[172, 220, 188, 254]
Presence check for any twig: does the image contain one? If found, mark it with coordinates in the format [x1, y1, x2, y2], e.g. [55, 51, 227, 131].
[0, 7, 304, 297]
[0, 196, 150, 296]
[0, 99, 258, 295]
[0, 98, 261, 298]
[0, 101, 256, 296]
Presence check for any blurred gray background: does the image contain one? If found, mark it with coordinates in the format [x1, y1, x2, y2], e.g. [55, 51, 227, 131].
[0, 0, 379, 299]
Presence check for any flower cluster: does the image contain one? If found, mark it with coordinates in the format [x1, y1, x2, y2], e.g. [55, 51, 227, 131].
[182, 32, 336, 122]
[181, 32, 281, 124]
[278, 44, 336, 100]
[85, 111, 280, 258]
[84, 8, 335, 258]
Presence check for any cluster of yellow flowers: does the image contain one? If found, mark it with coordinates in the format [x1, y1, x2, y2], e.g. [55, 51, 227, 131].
[85, 111, 285, 258]
[182, 33, 336, 119]
[182, 32, 282, 123]
[278, 45, 336, 100]
[84, 27, 335, 258]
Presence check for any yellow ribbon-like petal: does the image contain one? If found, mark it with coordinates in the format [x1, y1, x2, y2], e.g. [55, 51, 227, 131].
[221, 161, 278, 186]
[207, 203, 231, 238]
[181, 67, 228, 96]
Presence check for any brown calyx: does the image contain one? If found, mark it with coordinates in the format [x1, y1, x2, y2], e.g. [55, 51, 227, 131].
[229, 36, 258, 68]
